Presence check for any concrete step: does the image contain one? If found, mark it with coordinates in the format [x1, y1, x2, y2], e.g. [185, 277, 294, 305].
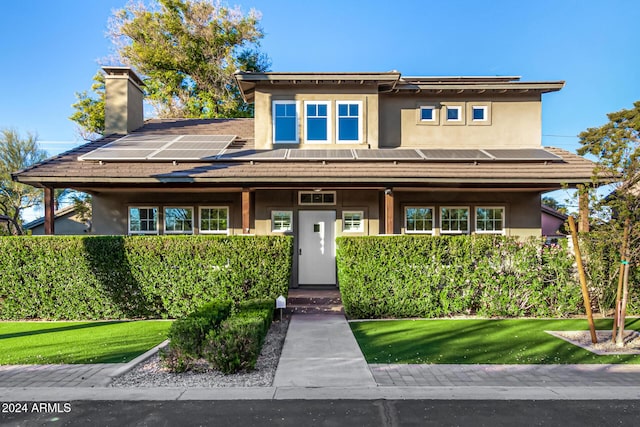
[284, 304, 345, 315]
[284, 290, 345, 315]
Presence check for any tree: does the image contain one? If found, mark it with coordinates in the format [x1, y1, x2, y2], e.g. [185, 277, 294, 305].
[542, 196, 567, 214]
[0, 129, 47, 234]
[108, 0, 270, 119]
[577, 100, 640, 346]
[69, 71, 105, 141]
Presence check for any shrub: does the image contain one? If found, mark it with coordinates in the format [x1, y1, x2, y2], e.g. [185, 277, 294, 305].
[337, 235, 583, 319]
[0, 235, 292, 320]
[204, 307, 273, 374]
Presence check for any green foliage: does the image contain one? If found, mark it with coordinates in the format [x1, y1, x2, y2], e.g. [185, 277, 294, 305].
[0, 235, 292, 320]
[167, 299, 231, 357]
[0, 129, 47, 233]
[337, 236, 582, 319]
[204, 306, 273, 374]
[69, 71, 105, 140]
[108, 0, 270, 118]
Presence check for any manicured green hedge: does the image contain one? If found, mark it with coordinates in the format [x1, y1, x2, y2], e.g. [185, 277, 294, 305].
[337, 235, 582, 319]
[0, 235, 292, 320]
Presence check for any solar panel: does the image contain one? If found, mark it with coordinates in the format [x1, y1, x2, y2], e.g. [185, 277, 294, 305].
[287, 149, 355, 160]
[163, 141, 230, 150]
[115, 134, 177, 142]
[175, 135, 237, 143]
[419, 149, 493, 160]
[147, 149, 222, 160]
[79, 148, 158, 161]
[354, 149, 423, 160]
[108, 139, 170, 149]
[483, 149, 562, 161]
[220, 149, 289, 160]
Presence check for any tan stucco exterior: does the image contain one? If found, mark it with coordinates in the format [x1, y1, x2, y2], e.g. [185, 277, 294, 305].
[103, 67, 145, 135]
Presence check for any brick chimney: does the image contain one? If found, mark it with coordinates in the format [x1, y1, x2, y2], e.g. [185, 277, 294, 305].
[102, 66, 144, 135]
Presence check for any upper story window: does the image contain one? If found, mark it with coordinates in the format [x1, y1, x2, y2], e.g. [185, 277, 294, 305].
[336, 101, 362, 143]
[420, 106, 436, 122]
[304, 102, 330, 143]
[273, 101, 298, 143]
[472, 106, 487, 121]
[164, 207, 193, 234]
[299, 191, 336, 205]
[128, 207, 158, 235]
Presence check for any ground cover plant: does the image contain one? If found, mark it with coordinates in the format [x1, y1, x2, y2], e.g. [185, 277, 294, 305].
[0, 320, 171, 364]
[350, 318, 640, 364]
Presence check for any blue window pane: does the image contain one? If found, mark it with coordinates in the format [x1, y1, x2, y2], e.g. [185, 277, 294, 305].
[421, 108, 433, 121]
[447, 108, 459, 120]
[349, 104, 358, 116]
[339, 118, 358, 140]
[473, 107, 484, 120]
[338, 104, 348, 116]
[275, 117, 296, 141]
[306, 104, 315, 116]
[307, 118, 327, 140]
[318, 104, 327, 116]
[275, 104, 286, 116]
[285, 104, 296, 116]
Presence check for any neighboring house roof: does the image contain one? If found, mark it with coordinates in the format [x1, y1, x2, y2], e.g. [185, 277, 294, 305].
[22, 205, 81, 230]
[541, 205, 569, 221]
[13, 118, 595, 191]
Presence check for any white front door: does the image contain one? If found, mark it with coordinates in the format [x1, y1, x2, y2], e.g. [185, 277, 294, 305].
[298, 210, 336, 285]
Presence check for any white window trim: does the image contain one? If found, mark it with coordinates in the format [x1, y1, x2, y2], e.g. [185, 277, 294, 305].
[440, 206, 470, 234]
[303, 101, 331, 144]
[272, 100, 299, 144]
[163, 206, 194, 235]
[271, 210, 293, 233]
[404, 206, 435, 234]
[199, 206, 230, 235]
[298, 191, 337, 206]
[342, 210, 364, 233]
[445, 105, 462, 122]
[336, 100, 363, 144]
[419, 106, 436, 122]
[128, 206, 159, 235]
[471, 106, 488, 122]
[475, 206, 506, 235]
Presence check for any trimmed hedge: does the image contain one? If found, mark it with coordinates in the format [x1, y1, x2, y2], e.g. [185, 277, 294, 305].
[337, 235, 582, 319]
[0, 235, 292, 320]
[167, 300, 232, 358]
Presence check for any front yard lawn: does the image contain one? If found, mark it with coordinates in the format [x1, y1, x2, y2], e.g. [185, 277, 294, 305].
[350, 318, 640, 364]
[0, 320, 172, 364]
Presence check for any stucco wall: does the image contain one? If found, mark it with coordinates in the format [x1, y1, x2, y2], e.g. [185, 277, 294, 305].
[28, 214, 88, 236]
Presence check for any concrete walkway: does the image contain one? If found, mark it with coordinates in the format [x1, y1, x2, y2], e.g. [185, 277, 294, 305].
[0, 363, 123, 387]
[273, 314, 376, 387]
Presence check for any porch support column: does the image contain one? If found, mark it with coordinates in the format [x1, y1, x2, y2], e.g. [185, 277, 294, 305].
[44, 186, 55, 235]
[578, 184, 590, 232]
[384, 188, 394, 235]
[242, 188, 251, 234]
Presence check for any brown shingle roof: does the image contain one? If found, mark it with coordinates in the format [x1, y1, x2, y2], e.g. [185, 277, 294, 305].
[13, 118, 597, 190]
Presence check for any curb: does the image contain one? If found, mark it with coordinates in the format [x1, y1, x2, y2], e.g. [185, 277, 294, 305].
[108, 339, 170, 381]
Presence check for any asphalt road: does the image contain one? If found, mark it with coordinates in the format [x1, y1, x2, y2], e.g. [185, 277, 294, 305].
[2, 400, 640, 427]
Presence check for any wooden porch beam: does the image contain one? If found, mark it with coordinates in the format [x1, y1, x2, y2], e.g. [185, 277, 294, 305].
[242, 188, 251, 234]
[44, 186, 55, 235]
[384, 189, 394, 235]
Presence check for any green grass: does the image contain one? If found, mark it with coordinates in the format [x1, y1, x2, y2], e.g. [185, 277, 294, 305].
[0, 320, 172, 364]
[350, 318, 640, 364]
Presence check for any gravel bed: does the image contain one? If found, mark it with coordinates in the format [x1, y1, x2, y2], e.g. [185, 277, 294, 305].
[110, 317, 289, 388]
[549, 329, 640, 355]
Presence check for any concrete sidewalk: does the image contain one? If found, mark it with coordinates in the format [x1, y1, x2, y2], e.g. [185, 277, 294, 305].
[3, 314, 640, 401]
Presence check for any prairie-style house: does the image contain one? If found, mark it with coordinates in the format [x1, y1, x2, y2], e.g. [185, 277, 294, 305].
[13, 67, 594, 287]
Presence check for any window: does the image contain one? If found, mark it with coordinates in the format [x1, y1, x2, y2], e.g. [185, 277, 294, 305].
[199, 207, 229, 234]
[440, 207, 469, 234]
[472, 106, 487, 121]
[342, 211, 364, 232]
[298, 191, 336, 205]
[128, 207, 158, 234]
[273, 101, 298, 143]
[420, 106, 435, 122]
[336, 101, 362, 143]
[272, 210, 293, 232]
[405, 207, 434, 234]
[164, 207, 193, 234]
[476, 207, 504, 234]
[304, 102, 330, 143]
[446, 106, 462, 122]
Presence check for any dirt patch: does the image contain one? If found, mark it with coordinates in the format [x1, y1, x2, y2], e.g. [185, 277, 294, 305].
[547, 330, 640, 355]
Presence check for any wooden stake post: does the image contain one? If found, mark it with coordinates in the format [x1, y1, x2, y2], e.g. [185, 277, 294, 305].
[612, 218, 630, 342]
[568, 216, 598, 344]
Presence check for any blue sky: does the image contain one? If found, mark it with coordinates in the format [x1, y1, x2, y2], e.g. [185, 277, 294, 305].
[2, 0, 639, 216]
